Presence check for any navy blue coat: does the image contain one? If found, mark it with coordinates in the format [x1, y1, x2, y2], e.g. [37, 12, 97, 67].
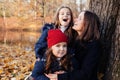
[35, 23, 54, 58]
[31, 58, 49, 80]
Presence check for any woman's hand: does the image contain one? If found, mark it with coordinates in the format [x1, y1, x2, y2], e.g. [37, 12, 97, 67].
[45, 73, 57, 80]
[45, 70, 66, 80]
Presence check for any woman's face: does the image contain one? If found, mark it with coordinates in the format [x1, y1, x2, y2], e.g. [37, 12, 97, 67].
[59, 8, 71, 27]
[72, 12, 85, 35]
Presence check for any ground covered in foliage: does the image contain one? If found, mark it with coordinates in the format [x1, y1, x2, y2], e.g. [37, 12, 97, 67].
[0, 43, 36, 80]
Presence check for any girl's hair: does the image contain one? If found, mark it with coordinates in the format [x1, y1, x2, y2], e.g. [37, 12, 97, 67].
[45, 48, 72, 74]
[78, 10, 100, 42]
[53, 5, 77, 47]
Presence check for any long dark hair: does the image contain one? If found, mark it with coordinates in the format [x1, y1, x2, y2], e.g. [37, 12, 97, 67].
[78, 10, 100, 42]
[45, 48, 72, 74]
[53, 5, 77, 47]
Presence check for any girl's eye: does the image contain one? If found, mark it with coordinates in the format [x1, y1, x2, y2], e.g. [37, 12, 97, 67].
[67, 13, 70, 15]
[63, 44, 67, 47]
[60, 13, 70, 15]
[56, 45, 60, 47]
[60, 13, 64, 15]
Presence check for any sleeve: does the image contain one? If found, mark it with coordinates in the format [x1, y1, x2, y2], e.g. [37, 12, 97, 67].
[36, 75, 49, 80]
[68, 41, 100, 80]
[31, 59, 47, 79]
[34, 23, 54, 58]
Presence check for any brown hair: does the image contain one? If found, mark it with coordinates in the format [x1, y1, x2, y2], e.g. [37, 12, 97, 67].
[45, 48, 72, 73]
[53, 5, 77, 47]
[78, 10, 100, 42]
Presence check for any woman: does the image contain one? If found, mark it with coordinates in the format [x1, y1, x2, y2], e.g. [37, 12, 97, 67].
[46, 10, 101, 80]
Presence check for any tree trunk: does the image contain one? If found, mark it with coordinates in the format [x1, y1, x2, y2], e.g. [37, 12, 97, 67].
[2, 3, 7, 45]
[89, 0, 120, 80]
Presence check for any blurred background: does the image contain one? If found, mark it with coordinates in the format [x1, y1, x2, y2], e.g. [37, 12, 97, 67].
[0, 0, 88, 45]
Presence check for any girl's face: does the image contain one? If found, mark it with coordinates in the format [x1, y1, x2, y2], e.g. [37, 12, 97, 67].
[51, 42, 67, 58]
[72, 12, 85, 35]
[59, 8, 71, 27]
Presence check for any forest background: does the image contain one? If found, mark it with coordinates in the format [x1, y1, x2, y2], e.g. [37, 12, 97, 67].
[0, 0, 119, 80]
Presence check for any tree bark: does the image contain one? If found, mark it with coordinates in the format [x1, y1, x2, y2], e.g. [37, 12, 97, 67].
[89, 0, 120, 80]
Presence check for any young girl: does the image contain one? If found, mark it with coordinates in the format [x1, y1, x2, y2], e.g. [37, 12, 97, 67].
[31, 29, 78, 80]
[46, 11, 101, 80]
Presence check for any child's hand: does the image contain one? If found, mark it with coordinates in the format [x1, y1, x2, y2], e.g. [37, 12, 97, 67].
[36, 57, 40, 61]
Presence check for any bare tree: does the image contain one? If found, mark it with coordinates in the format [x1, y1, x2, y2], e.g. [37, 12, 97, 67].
[1, 0, 8, 45]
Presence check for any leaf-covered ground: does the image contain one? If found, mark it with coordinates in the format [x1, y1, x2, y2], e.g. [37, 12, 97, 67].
[0, 43, 36, 80]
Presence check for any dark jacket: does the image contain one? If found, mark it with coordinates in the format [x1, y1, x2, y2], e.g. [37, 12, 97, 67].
[31, 58, 49, 80]
[58, 40, 100, 80]
[32, 55, 79, 80]
[35, 23, 54, 58]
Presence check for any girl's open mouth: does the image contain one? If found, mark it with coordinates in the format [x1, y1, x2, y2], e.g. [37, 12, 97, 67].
[63, 19, 68, 22]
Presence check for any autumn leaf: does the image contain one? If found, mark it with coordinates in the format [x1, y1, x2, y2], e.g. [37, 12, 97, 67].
[0, 43, 36, 80]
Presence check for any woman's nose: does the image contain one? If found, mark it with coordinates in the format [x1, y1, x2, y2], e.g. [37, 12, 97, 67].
[74, 18, 77, 22]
